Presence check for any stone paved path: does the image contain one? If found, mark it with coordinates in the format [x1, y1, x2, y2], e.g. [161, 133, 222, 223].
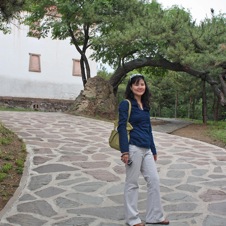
[0, 112, 226, 226]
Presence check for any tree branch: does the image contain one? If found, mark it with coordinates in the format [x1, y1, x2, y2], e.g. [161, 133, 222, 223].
[109, 55, 226, 106]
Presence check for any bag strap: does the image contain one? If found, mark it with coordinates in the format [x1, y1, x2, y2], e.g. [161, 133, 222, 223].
[125, 99, 131, 122]
[114, 99, 131, 129]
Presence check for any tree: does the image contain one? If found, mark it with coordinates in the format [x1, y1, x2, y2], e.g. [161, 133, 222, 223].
[23, 0, 226, 120]
[93, 1, 226, 108]
[0, 0, 25, 33]
[141, 70, 203, 119]
[24, 0, 144, 87]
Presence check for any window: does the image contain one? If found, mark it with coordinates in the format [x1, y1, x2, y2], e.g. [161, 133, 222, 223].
[72, 59, 81, 76]
[29, 53, 41, 72]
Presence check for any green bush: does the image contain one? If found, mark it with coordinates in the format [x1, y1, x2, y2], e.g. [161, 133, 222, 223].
[0, 173, 7, 182]
[208, 121, 226, 143]
[1, 163, 13, 173]
[15, 159, 24, 167]
[0, 137, 12, 145]
[16, 159, 25, 174]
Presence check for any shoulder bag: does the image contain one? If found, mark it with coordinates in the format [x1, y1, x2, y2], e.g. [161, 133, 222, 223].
[108, 99, 133, 151]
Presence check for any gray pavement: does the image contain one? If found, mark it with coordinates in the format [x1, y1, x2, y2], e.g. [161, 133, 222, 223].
[150, 118, 192, 134]
[0, 112, 226, 226]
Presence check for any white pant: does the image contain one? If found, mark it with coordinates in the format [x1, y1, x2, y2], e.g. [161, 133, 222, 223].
[124, 145, 164, 226]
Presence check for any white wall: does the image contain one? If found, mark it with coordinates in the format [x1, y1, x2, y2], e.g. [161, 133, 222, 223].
[0, 21, 97, 100]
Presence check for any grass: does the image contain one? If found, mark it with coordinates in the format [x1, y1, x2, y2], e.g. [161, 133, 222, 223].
[184, 118, 226, 146]
[0, 106, 34, 112]
[0, 137, 13, 145]
[158, 117, 226, 147]
[0, 173, 7, 182]
[207, 121, 226, 144]
[0, 123, 27, 209]
[1, 163, 13, 173]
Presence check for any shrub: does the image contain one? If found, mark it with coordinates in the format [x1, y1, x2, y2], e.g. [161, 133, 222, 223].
[1, 163, 13, 173]
[0, 173, 7, 182]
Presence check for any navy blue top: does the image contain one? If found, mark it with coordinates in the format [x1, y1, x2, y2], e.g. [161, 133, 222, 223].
[118, 99, 157, 155]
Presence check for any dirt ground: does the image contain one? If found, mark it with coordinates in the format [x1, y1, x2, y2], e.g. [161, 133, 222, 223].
[0, 126, 26, 211]
[170, 124, 226, 149]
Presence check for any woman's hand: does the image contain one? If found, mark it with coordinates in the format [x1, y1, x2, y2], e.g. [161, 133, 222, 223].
[153, 154, 157, 161]
[121, 153, 129, 164]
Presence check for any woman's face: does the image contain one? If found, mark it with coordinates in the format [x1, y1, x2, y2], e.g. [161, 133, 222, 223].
[130, 78, 146, 98]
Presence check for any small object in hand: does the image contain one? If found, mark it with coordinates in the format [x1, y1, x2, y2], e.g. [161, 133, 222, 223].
[127, 159, 133, 166]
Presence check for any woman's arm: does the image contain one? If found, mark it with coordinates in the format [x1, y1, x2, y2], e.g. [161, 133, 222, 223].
[118, 100, 130, 154]
[149, 119, 157, 156]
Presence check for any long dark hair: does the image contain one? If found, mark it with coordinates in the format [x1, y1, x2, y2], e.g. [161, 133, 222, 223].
[125, 74, 151, 109]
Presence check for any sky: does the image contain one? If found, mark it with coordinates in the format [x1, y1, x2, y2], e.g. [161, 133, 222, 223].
[157, 0, 226, 23]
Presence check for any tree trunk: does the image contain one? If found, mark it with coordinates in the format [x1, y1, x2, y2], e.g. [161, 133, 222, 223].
[191, 98, 196, 119]
[219, 71, 226, 95]
[80, 57, 87, 87]
[187, 96, 192, 119]
[83, 24, 91, 80]
[68, 24, 91, 87]
[202, 79, 207, 124]
[174, 91, 178, 118]
[158, 104, 161, 117]
[213, 94, 219, 121]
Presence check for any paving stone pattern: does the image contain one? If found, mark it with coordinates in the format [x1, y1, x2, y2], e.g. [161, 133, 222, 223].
[0, 112, 226, 226]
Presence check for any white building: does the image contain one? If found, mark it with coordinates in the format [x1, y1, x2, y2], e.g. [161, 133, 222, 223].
[0, 20, 97, 101]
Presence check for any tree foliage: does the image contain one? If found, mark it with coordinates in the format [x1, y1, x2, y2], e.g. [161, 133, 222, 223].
[23, 0, 226, 119]
[92, 1, 226, 108]
[24, 0, 101, 86]
[24, 0, 144, 86]
[0, 0, 25, 33]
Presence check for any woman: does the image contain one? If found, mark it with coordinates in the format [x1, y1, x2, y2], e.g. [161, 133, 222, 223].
[118, 74, 169, 226]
